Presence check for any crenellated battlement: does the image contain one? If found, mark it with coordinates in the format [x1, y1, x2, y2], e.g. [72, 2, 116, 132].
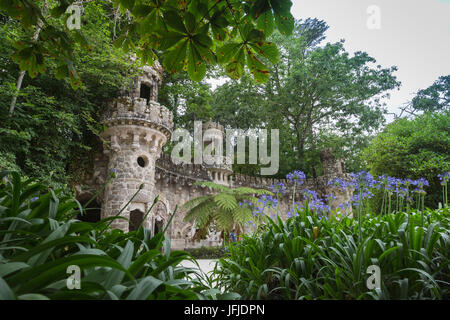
[101, 98, 173, 139]
[202, 121, 224, 133]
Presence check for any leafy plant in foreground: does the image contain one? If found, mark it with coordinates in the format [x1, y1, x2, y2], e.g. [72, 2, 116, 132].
[214, 206, 450, 300]
[0, 171, 235, 300]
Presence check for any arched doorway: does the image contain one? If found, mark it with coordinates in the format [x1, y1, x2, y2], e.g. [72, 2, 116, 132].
[76, 199, 101, 223]
[152, 201, 168, 237]
[129, 209, 144, 232]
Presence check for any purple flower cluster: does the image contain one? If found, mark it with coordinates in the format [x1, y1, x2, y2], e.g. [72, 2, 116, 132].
[269, 182, 286, 196]
[328, 177, 348, 191]
[238, 199, 253, 208]
[330, 172, 431, 198]
[286, 170, 306, 185]
[302, 189, 330, 214]
[257, 194, 278, 209]
[239, 199, 266, 217]
[438, 172, 450, 185]
[287, 202, 302, 218]
[349, 171, 377, 190]
[350, 191, 374, 206]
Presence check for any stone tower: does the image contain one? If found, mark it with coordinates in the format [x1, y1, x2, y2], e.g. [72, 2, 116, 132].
[202, 121, 233, 186]
[99, 63, 173, 232]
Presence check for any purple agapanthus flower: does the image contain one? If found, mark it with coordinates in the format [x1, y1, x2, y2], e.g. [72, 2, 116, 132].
[270, 182, 286, 196]
[328, 177, 348, 191]
[438, 172, 450, 185]
[257, 194, 278, 209]
[286, 170, 306, 185]
[302, 189, 319, 201]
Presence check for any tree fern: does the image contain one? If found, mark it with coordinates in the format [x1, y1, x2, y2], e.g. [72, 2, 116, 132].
[214, 193, 238, 211]
[182, 181, 273, 242]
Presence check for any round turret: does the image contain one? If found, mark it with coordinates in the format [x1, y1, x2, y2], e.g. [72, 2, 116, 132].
[99, 63, 174, 232]
[202, 121, 233, 186]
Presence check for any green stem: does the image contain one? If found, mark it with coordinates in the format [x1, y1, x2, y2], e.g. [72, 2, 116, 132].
[137, 195, 160, 230]
[99, 186, 144, 236]
[292, 182, 296, 216]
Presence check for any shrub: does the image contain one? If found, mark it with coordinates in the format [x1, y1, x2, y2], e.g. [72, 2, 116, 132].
[214, 207, 450, 300]
[362, 111, 450, 209]
[0, 171, 235, 300]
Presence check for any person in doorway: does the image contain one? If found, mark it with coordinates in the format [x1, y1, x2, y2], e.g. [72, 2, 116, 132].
[229, 229, 237, 243]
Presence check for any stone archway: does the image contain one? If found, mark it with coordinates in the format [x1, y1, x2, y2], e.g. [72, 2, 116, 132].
[152, 201, 169, 236]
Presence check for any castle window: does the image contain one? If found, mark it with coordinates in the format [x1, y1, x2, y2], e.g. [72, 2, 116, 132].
[137, 156, 147, 168]
[140, 83, 152, 102]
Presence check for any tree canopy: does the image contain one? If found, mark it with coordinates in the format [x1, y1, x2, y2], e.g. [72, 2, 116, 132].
[0, 0, 296, 86]
[209, 19, 400, 177]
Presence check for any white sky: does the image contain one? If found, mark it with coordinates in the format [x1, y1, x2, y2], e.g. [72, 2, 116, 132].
[290, 0, 450, 121]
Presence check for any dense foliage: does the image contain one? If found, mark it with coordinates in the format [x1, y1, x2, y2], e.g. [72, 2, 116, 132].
[210, 19, 400, 177]
[363, 111, 450, 208]
[0, 0, 295, 84]
[0, 3, 138, 188]
[0, 171, 237, 300]
[214, 207, 450, 299]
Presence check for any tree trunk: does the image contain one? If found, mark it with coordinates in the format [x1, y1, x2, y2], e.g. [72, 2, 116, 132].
[9, 0, 47, 117]
[296, 129, 305, 170]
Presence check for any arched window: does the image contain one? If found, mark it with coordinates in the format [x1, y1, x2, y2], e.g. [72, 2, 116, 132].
[140, 83, 152, 103]
[129, 209, 144, 231]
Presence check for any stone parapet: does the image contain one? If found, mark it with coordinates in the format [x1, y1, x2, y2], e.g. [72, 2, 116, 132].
[101, 98, 173, 139]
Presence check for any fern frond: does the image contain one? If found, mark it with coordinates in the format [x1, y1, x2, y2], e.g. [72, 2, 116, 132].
[214, 193, 238, 211]
[183, 200, 215, 226]
[232, 206, 253, 225]
[194, 181, 230, 193]
[233, 186, 273, 196]
[213, 209, 234, 232]
[182, 195, 211, 211]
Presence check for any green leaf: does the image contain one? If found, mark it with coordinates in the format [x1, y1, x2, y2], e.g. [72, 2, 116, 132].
[127, 276, 163, 300]
[257, 10, 274, 36]
[184, 12, 197, 34]
[0, 277, 15, 300]
[164, 11, 187, 33]
[246, 50, 269, 83]
[120, 0, 135, 11]
[250, 41, 279, 64]
[187, 43, 206, 81]
[214, 193, 238, 211]
[0, 262, 29, 278]
[274, 12, 294, 36]
[163, 40, 188, 73]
